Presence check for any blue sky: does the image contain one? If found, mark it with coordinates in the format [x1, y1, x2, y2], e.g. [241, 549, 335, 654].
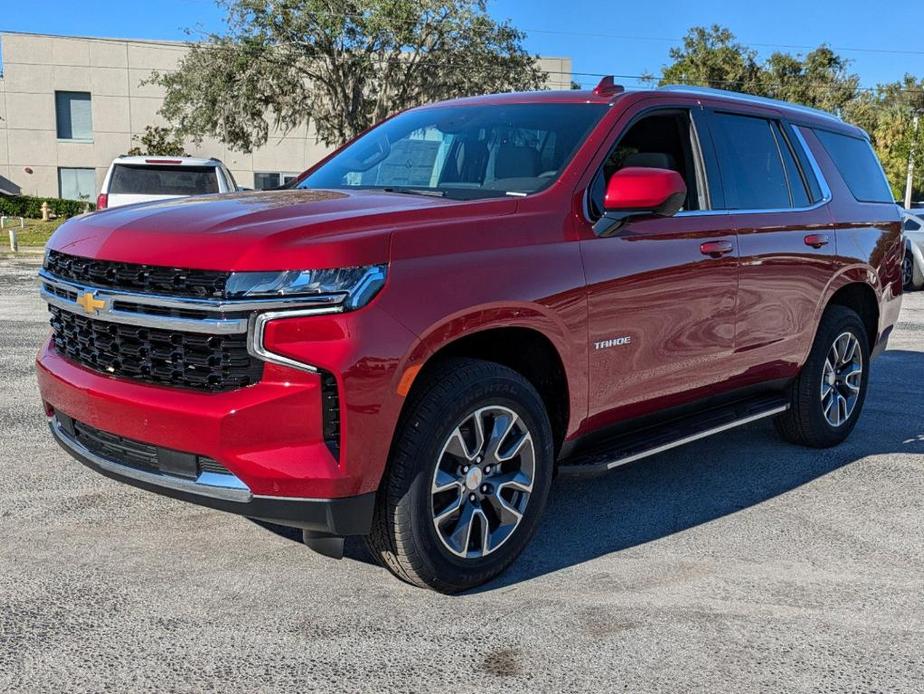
[3, 0, 922, 88]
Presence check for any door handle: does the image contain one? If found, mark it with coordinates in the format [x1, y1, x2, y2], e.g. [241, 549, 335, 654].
[700, 240, 734, 258]
[804, 234, 831, 249]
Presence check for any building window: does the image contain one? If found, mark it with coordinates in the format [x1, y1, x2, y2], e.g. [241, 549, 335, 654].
[55, 91, 93, 141]
[58, 168, 97, 201]
[254, 172, 300, 190]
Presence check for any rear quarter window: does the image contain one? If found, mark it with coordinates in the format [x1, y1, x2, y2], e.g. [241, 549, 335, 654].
[813, 129, 893, 204]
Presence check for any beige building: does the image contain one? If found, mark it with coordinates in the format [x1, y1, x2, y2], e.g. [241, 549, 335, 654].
[0, 31, 573, 200]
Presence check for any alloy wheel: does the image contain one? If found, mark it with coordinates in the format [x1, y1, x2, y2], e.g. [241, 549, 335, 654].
[821, 332, 864, 428]
[430, 406, 535, 559]
[903, 253, 914, 290]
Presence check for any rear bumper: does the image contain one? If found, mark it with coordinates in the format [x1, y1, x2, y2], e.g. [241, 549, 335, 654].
[49, 412, 375, 535]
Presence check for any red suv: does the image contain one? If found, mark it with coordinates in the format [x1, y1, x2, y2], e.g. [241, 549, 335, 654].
[37, 80, 903, 591]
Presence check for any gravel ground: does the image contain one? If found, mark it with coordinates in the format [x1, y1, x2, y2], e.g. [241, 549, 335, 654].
[1, 253, 922, 693]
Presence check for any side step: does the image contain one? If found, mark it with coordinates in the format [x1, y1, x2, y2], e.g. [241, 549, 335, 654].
[558, 394, 789, 478]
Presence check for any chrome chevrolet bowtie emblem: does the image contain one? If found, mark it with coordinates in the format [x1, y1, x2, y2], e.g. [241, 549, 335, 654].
[75, 291, 105, 315]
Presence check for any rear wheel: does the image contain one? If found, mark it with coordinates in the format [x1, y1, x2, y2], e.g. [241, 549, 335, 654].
[366, 358, 554, 592]
[904, 251, 915, 291]
[775, 306, 870, 448]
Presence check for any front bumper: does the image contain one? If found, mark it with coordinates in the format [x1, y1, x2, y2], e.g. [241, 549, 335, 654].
[48, 410, 375, 535]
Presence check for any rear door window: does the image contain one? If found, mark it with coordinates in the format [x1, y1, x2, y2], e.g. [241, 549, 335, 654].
[109, 165, 220, 196]
[813, 129, 894, 203]
[710, 112, 791, 210]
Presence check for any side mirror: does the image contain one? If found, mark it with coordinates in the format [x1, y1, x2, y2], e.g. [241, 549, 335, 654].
[593, 167, 688, 236]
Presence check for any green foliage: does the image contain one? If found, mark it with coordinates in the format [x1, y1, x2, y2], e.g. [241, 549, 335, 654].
[152, 0, 547, 151]
[661, 25, 762, 93]
[127, 125, 189, 156]
[658, 26, 924, 201]
[0, 194, 94, 219]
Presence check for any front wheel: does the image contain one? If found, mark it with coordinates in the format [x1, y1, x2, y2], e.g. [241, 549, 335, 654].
[775, 306, 870, 448]
[366, 358, 554, 592]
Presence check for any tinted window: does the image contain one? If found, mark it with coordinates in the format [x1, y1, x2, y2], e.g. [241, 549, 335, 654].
[109, 165, 219, 196]
[814, 129, 894, 203]
[55, 91, 93, 141]
[788, 125, 823, 203]
[711, 113, 790, 210]
[254, 172, 281, 190]
[775, 124, 811, 208]
[906, 218, 922, 231]
[301, 103, 608, 199]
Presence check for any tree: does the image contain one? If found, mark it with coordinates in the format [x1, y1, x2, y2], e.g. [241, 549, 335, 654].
[658, 26, 924, 200]
[659, 25, 762, 93]
[153, 0, 547, 152]
[759, 46, 859, 115]
[849, 76, 924, 200]
[127, 125, 189, 156]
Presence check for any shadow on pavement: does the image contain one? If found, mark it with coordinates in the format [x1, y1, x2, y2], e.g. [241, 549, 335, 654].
[252, 349, 924, 591]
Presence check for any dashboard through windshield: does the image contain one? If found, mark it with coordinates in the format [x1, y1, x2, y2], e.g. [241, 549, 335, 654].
[299, 103, 608, 200]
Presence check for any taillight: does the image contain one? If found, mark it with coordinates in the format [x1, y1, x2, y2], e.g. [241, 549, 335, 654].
[96, 193, 108, 210]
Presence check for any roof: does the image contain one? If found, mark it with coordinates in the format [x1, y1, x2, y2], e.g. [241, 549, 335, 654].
[419, 80, 853, 131]
[114, 156, 222, 167]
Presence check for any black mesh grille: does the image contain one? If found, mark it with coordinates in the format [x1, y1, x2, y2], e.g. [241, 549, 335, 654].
[198, 457, 231, 475]
[49, 306, 263, 391]
[45, 249, 231, 299]
[73, 418, 160, 471]
[320, 371, 341, 460]
[63, 416, 233, 478]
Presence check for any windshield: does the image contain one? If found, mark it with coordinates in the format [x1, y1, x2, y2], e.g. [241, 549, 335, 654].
[109, 165, 220, 196]
[299, 103, 608, 200]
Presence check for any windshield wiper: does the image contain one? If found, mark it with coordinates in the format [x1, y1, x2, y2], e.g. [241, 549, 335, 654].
[382, 187, 445, 198]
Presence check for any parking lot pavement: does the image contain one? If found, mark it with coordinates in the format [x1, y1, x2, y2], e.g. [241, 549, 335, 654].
[1, 252, 922, 693]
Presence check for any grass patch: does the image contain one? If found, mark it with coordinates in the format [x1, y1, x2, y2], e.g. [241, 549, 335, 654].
[1, 218, 69, 248]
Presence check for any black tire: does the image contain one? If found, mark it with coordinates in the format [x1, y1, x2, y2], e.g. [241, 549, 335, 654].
[903, 251, 915, 291]
[365, 358, 554, 592]
[774, 305, 870, 448]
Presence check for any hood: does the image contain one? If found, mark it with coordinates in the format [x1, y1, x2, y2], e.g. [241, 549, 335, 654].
[48, 189, 517, 271]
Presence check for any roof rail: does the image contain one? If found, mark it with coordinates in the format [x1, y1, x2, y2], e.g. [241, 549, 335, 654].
[659, 85, 842, 123]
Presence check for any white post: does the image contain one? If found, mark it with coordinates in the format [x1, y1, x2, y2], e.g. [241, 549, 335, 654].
[8, 228, 18, 253]
[906, 112, 921, 210]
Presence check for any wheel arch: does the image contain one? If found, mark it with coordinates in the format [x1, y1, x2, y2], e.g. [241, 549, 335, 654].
[399, 324, 575, 457]
[824, 279, 879, 352]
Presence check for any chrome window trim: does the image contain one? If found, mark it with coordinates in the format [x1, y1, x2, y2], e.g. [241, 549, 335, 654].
[792, 126, 834, 203]
[49, 416, 254, 503]
[247, 307, 344, 374]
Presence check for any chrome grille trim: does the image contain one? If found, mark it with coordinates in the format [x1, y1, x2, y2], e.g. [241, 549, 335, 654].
[40, 269, 346, 316]
[40, 268, 346, 381]
[41, 285, 250, 334]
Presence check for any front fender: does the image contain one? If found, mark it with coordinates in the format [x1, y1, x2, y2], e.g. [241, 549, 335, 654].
[388, 301, 587, 440]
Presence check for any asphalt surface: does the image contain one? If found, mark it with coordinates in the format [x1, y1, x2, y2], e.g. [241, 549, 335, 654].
[1, 252, 922, 693]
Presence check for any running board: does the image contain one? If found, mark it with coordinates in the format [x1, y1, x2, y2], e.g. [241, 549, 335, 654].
[558, 395, 789, 478]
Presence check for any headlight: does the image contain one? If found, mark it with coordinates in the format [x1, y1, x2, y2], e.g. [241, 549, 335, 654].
[226, 264, 387, 310]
